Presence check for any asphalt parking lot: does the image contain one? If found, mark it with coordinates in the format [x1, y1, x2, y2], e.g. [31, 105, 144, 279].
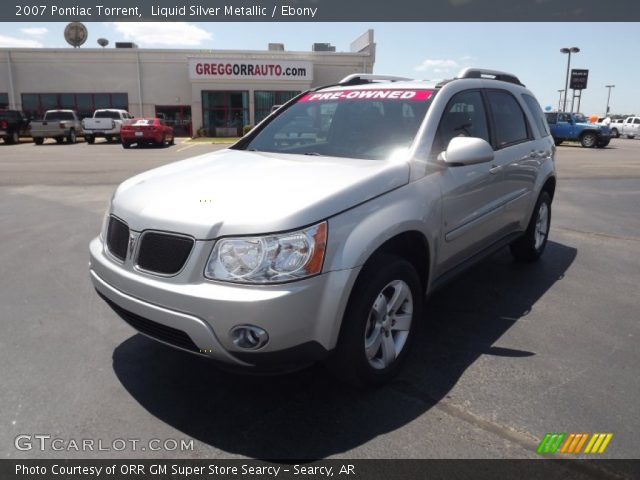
[1, 137, 639, 464]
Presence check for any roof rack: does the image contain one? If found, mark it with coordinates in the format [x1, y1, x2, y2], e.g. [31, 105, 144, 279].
[338, 73, 414, 85]
[456, 68, 524, 87]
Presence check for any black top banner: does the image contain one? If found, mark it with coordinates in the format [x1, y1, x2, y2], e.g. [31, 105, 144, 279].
[4, 0, 640, 22]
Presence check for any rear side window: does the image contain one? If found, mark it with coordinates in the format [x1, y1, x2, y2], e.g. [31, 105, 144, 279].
[634, 118, 640, 125]
[432, 90, 490, 155]
[522, 94, 550, 137]
[487, 90, 530, 148]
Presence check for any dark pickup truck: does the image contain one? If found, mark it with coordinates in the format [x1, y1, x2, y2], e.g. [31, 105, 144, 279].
[0, 109, 30, 144]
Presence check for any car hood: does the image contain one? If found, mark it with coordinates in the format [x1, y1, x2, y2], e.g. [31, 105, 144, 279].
[111, 149, 409, 239]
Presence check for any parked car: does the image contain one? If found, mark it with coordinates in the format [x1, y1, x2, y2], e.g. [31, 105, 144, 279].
[0, 109, 30, 144]
[544, 112, 610, 148]
[29, 110, 83, 145]
[610, 116, 640, 139]
[609, 118, 625, 138]
[83, 109, 133, 144]
[120, 118, 174, 149]
[90, 68, 556, 386]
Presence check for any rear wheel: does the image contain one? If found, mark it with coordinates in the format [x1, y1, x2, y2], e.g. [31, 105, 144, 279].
[10, 131, 20, 144]
[596, 139, 610, 148]
[554, 139, 563, 146]
[86, 135, 95, 144]
[55, 137, 64, 144]
[327, 254, 423, 387]
[34, 137, 44, 145]
[169, 135, 175, 146]
[122, 141, 131, 149]
[67, 130, 76, 144]
[157, 135, 166, 147]
[510, 191, 552, 262]
[628, 135, 636, 139]
[610, 128, 619, 138]
[580, 132, 597, 148]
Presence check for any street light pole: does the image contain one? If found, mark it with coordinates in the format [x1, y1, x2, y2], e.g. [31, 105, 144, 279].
[560, 47, 580, 112]
[557, 89, 564, 112]
[605, 85, 615, 117]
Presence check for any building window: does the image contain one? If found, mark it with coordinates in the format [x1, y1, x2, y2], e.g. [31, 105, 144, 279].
[254, 91, 300, 124]
[0, 93, 8, 108]
[20, 93, 129, 119]
[202, 91, 249, 137]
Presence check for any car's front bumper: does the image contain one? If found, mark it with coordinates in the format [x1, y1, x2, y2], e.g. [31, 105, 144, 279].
[89, 237, 358, 370]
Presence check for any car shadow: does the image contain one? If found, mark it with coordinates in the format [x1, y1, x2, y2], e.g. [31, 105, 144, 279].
[112, 240, 577, 459]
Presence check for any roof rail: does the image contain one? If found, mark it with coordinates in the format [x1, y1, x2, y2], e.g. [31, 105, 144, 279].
[338, 73, 413, 85]
[456, 68, 524, 87]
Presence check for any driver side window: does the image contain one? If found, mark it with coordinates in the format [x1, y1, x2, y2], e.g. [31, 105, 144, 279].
[432, 90, 490, 155]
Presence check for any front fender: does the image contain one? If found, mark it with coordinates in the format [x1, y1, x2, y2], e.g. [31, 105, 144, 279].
[324, 175, 442, 291]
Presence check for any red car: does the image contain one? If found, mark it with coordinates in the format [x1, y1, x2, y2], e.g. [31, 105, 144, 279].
[121, 118, 175, 149]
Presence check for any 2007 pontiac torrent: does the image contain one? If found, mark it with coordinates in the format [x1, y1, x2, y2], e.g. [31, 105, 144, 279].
[90, 68, 556, 386]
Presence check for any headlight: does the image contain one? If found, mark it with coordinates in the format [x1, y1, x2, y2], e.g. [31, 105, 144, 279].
[205, 222, 327, 284]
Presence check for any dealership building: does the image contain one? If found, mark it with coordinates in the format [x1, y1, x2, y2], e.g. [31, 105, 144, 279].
[0, 30, 375, 136]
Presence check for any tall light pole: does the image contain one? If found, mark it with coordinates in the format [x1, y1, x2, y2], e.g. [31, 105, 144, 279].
[605, 84, 615, 116]
[560, 47, 580, 112]
[557, 89, 565, 112]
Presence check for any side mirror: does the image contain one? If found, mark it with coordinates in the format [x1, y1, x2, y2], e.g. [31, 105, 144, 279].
[437, 136, 494, 166]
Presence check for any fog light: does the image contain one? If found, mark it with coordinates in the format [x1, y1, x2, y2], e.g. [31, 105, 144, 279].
[230, 325, 269, 350]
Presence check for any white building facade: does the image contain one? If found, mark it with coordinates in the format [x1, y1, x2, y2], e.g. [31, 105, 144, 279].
[0, 30, 375, 136]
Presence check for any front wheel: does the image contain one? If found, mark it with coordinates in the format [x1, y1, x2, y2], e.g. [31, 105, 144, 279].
[580, 132, 597, 148]
[10, 131, 20, 144]
[554, 139, 563, 146]
[510, 191, 552, 262]
[627, 135, 636, 139]
[327, 254, 423, 387]
[34, 137, 44, 145]
[596, 140, 610, 148]
[86, 135, 95, 144]
[610, 128, 619, 138]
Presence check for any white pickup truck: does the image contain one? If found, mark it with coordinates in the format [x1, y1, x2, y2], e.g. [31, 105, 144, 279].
[609, 117, 640, 139]
[82, 109, 133, 144]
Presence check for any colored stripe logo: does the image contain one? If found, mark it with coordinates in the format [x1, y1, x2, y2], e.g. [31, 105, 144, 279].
[537, 433, 613, 454]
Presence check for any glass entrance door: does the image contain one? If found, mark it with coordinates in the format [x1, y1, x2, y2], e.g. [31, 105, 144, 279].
[154, 105, 192, 137]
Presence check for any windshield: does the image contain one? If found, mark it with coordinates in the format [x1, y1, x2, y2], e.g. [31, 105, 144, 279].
[95, 111, 122, 119]
[574, 114, 587, 123]
[245, 88, 435, 160]
[45, 111, 74, 121]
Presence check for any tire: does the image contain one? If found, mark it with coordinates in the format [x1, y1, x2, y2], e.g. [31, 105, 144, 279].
[86, 135, 95, 144]
[122, 142, 131, 149]
[554, 139, 563, 146]
[55, 137, 64, 144]
[580, 132, 597, 148]
[596, 140, 610, 148]
[327, 254, 423, 387]
[510, 191, 552, 262]
[10, 131, 19, 144]
[34, 137, 44, 145]
[157, 135, 166, 147]
[610, 128, 619, 138]
[627, 135, 635, 139]
[67, 130, 76, 144]
[169, 135, 175, 146]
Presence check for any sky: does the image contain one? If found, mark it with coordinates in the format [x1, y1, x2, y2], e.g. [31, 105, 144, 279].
[1, 22, 638, 116]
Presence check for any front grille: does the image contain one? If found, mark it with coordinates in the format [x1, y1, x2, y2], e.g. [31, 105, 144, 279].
[99, 293, 199, 352]
[136, 232, 194, 275]
[106, 216, 129, 261]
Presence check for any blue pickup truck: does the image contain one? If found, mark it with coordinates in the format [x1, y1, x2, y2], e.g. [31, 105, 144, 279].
[544, 112, 610, 148]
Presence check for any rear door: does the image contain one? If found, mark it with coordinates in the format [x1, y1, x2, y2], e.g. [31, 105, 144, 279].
[485, 89, 545, 230]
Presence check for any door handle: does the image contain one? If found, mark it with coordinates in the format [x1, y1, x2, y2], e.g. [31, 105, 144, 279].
[489, 164, 502, 174]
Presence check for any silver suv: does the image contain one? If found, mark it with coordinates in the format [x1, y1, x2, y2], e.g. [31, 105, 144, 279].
[90, 68, 556, 386]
